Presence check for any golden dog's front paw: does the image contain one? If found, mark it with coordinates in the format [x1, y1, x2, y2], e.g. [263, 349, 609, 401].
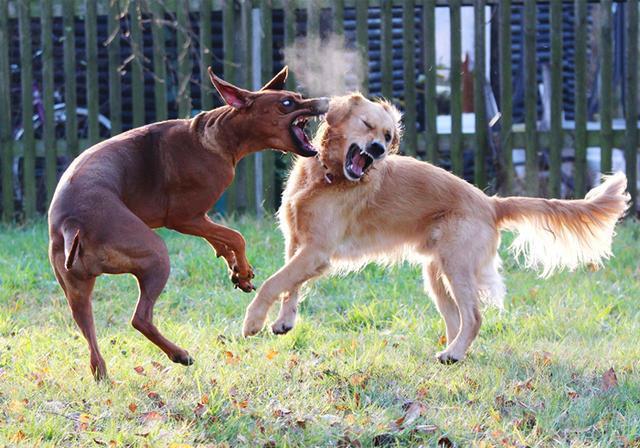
[435, 350, 463, 365]
[242, 310, 267, 337]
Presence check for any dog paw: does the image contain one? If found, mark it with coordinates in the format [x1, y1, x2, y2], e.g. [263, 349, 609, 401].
[242, 315, 266, 337]
[271, 321, 294, 335]
[435, 351, 461, 365]
[170, 351, 195, 366]
[231, 265, 256, 293]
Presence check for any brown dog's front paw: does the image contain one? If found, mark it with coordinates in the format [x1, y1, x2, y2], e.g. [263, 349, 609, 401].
[230, 264, 256, 292]
[170, 350, 195, 366]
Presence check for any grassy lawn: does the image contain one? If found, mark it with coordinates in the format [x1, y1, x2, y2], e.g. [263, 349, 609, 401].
[0, 216, 639, 447]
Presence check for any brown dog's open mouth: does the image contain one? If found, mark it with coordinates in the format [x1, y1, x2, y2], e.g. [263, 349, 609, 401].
[344, 143, 374, 181]
[290, 113, 321, 157]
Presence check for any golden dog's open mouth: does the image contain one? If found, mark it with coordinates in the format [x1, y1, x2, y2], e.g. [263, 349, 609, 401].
[344, 143, 374, 181]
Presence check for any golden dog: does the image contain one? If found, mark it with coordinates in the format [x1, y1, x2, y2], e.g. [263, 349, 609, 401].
[242, 93, 629, 363]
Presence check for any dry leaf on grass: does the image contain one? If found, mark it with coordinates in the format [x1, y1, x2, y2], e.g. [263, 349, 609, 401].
[266, 349, 279, 360]
[133, 365, 145, 375]
[128, 402, 138, 413]
[391, 401, 426, 431]
[601, 367, 618, 392]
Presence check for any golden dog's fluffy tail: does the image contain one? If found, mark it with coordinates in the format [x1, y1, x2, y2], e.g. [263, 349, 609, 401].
[494, 172, 630, 277]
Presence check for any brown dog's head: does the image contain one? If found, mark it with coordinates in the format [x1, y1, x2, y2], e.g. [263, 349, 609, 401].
[208, 66, 329, 157]
[321, 93, 402, 181]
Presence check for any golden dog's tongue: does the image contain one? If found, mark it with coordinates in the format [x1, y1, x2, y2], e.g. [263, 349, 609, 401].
[352, 152, 365, 177]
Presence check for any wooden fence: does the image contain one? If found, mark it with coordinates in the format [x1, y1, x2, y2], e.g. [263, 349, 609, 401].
[0, 0, 638, 222]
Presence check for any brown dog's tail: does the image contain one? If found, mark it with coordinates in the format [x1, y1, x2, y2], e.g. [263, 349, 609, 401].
[63, 225, 81, 270]
[494, 172, 630, 277]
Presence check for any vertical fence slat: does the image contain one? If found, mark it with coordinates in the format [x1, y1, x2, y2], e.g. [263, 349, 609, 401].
[0, 0, 12, 220]
[423, 0, 437, 163]
[42, 0, 56, 206]
[403, 0, 416, 156]
[473, 0, 487, 188]
[574, 0, 587, 198]
[450, 0, 462, 175]
[63, 0, 78, 158]
[240, 0, 255, 213]
[177, 0, 192, 118]
[19, 1, 35, 219]
[200, 0, 213, 112]
[284, 0, 296, 90]
[261, 0, 275, 212]
[499, 0, 513, 195]
[549, 0, 562, 198]
[86, 0, 99, 145]
[334, 0, 344, 37]
[524, 0, 538, 196]
[600, 0, 613, 175]
[223, 0, 237, 213]
[307, 0, 320, 39]
[129, 1, 145, 126]
[151, 1, 167, 121]
[108, 0, 122, 135]
[625, 0, 638, 213]
[381, 0, 392, 99]
[356, 0, 368, 94]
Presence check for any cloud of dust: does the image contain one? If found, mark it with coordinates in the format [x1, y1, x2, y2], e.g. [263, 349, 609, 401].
[283, 35, 363, 97]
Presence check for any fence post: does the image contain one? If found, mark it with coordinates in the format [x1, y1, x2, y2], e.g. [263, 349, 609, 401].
[473, 0, 487, 188]
[108, 0, 122, 135]
[0, 0, 13, 221]
[334, 0, 344, 37]
[86, 0, 99, 146]
[600, 0, 613, 175]
[19, 1, 35, 219]
[625, 0, 638, 213]
[42, 0, 56, 206]
[450, 0, 463, 176]
[260, 0, 275, 212]
[423, 0, 437, 164]
[523, 0, 538, 196]
[129, 0, 145, 127]
[381, 0, 393, 100]
[63, 0, 78, 158]
[574, 0, 587, 198]
[549, 0, 562, 197]
[177, 0, 192, 118]
[499, 0, 513, 195]
[403, 0, 417, 156]
[151, 0, 168, 121]
[200, 0, 213, 113]
[356, 0, 369, 94]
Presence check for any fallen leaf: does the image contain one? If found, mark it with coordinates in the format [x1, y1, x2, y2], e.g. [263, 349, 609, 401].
[601, 367, 618, 392]
[233, 399, 248, 409]
[338, 434, 362, 447]
[266, 349, 279, 360]
[534, 351, 553, 367]
[437, 436, 454, 447]
[93, 438, 107, 446]
[514, 378, 534, 393]
[391, 401, 425, 430]
[151, 361, 165, 371]
[344, 413, 356, 425]
[514, 412, 536, 431]
[567, 390, 579, 399]
[225, 351, 239, 365]
[140, 411, 164, 423]
[128, 402, 138, 413]
[201, 394, 209, 404]
[372, 433, 396, 446]
[349, 373, 369, 388]
[438, 335, 447, 346]
[193, 403, 206, 417]
[273, 408, 292, 418]
[416, 386, 429, 399]
[12, 430, 26, 442]
[287, 355, 300, 368]
[133, 365, 145, 375]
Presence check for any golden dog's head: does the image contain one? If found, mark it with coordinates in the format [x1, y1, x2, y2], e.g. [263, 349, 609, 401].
[319, 93, 402, 181]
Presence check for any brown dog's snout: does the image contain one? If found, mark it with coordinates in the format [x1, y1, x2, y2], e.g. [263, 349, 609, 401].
[309, 97, 330, 114]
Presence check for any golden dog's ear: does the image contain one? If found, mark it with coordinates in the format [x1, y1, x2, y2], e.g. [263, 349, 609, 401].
[380, 100, 403, 153]
[326, 93, 364, 127]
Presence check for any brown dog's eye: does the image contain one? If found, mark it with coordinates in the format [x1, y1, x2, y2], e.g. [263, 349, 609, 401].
[281, 99, 293, 107]
[384, 132, 392, 143]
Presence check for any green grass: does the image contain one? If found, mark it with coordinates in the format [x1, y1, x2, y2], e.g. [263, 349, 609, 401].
[1, 216, 639, 447]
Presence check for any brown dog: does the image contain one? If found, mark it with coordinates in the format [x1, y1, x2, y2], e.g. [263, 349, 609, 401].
[242, 93, 629, 363]
[48, 66, 328, 380]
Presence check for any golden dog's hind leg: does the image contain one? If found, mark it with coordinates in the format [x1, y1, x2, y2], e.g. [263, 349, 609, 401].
[271, 288, 302, 335]
[243, 246, 329, 337]
[423, 262, 461, 344]
[435, 266, 481, 364]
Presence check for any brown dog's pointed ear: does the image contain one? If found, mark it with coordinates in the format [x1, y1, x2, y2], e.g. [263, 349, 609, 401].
[208, 67, 253, 108]
[260, 65, 289, 91]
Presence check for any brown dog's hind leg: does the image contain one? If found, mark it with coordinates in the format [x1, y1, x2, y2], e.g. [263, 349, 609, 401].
[129, 236, 194, 366]
[50, 239, 107, 380]
[423, 262, 461, 345]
